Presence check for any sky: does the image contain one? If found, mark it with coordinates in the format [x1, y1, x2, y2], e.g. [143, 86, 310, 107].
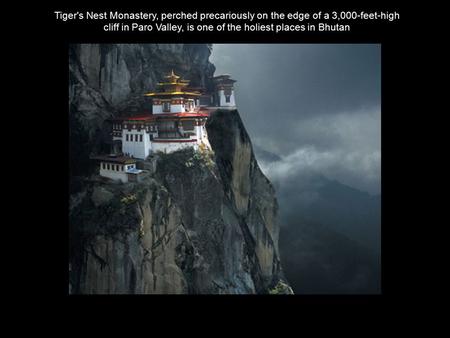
[210, 44, 381, 194]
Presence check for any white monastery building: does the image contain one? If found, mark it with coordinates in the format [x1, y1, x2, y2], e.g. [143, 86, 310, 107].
[91, 155, 143, 183]
[92, 70, 237, 182]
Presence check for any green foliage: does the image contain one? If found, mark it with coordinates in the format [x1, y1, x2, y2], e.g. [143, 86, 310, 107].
[121, 194, 137, 205]
[196, 144, 215, 170]
[138, 219, 145, 238]
[268, 281, 292, 295]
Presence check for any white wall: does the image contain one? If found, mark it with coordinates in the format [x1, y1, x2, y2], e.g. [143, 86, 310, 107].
[153, 104, 163, 114]
[195, 125, 202, 139]
[197, 125, 211, 149]
[99, 162, 129, 183]
[170, 104, 184, 113]
[219, 89, 236, 107]
[122, 129, 151, 159]
[194, 124, 210, 141]
[153, 103, 190, 114]
[152, 141, 199, 153]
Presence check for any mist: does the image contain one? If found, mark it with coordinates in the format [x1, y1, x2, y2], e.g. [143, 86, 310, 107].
[210, 44, 381, 194]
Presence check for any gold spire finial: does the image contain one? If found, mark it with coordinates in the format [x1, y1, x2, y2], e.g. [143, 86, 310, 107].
[165, 69, 180, 81]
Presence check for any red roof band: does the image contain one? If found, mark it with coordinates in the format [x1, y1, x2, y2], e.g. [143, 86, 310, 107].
[109, 112, 209, 122]
[152, 139, 198, 143]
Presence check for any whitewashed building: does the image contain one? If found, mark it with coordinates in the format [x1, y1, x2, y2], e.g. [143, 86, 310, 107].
[212, 74, 237, 108]
[108, 70, 220, 158]
[91, 155, 144, 183]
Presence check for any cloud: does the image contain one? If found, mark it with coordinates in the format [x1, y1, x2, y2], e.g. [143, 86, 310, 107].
[211, 44, 381, 194]
[258, 108, 381, 194]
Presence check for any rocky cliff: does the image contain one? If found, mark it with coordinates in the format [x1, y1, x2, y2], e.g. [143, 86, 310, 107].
[69, 44, 292, 294]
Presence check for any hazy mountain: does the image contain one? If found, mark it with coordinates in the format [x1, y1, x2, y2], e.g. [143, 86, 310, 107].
[279, 219, 381, 294]
[255, 148, 381, 294]
[253, 144, 282, 163]
[278, 173, 381, 255]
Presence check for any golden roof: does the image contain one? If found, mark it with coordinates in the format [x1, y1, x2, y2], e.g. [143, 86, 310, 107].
[144, 91, 201, 97]
[145, 70, 198, 96]
[157, 81, 189, 86]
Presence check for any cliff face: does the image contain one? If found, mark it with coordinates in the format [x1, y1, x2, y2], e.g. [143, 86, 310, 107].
[68, 44, 292, 294]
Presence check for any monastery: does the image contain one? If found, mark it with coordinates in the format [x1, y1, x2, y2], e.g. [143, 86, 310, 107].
[91, 70, 237, 182]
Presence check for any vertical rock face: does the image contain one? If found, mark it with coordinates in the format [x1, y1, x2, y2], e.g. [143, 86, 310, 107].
[69, 44, 292, 294]
[207, 111, 282, 282]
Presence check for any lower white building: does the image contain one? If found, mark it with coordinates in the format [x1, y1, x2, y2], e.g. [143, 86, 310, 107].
[91, 155, 144, 183]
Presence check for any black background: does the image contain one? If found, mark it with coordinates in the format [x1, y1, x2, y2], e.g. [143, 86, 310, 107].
[21, 3, 421, 322]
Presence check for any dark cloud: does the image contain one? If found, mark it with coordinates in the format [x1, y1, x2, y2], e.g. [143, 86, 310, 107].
[210, 44, 381, 194]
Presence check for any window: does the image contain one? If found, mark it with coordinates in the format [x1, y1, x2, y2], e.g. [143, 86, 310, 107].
[159, 132, 178, 139]
[163, 102, 170, 112]
[126, 134, 129, 141]
[183, 120, 194, 131]
[121, 165, 124, 171]
[225, 95, 231, 103]
[139, 134, 143, 142]
[107, 164, 110, 170]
